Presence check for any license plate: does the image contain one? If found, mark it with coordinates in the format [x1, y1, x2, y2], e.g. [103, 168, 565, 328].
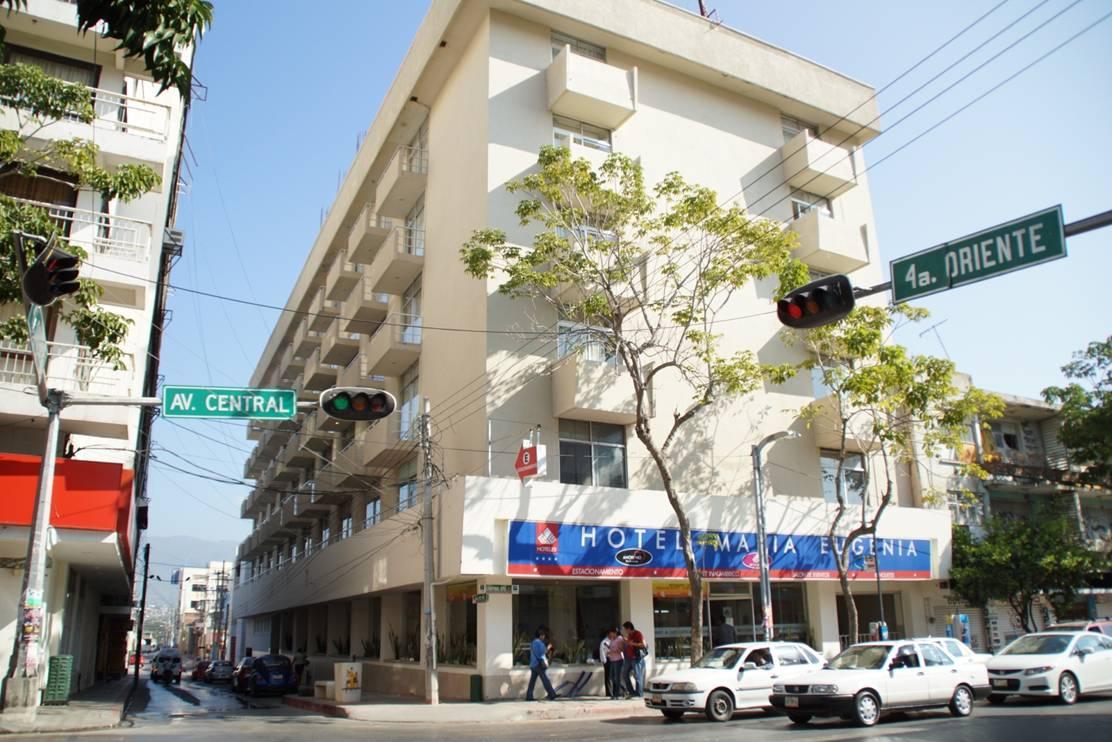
[651, 694, 662, 704]
[785, 696, 799, 708]
[992, 679, 1006, 688]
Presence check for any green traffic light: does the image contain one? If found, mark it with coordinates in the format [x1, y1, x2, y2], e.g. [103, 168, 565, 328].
[332, 394, 351, 411]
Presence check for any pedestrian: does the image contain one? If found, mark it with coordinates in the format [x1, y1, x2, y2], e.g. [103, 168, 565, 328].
[293, 647, 308, 685]
[599, 629, 613, 698]
[621, 621, 646, 698]
[605, 628, 626, 699]
[525, 628, 558, 702]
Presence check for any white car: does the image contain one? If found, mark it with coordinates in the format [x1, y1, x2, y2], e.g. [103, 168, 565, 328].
[769, 640, 990, 727]
[645, 642, 823, 722]
[915, 636, 993, 665]
[986, 631, 1112, 704]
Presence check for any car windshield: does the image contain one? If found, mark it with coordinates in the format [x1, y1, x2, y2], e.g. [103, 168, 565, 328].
[828, 645, 891, 670]
[260, 657, 290, 668]
[693, 647, 743, 670]
[1001, 635, 1072, 655]
[213, 662, 231, 669]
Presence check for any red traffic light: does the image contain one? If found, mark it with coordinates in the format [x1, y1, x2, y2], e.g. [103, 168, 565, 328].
[777, 275, 855, 329]
[319, 387, 396, 422]
[22, 244, 81, 307]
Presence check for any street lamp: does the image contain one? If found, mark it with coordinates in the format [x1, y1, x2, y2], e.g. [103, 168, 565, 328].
[751, 430, 800, 641]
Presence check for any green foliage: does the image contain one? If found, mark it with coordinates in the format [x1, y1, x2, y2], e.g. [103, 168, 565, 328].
[1042, 336, 1112, 486]
[951, 513, 1108, 633]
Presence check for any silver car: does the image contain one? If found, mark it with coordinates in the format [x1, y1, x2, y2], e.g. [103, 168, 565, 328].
[205, 660, 235, 683]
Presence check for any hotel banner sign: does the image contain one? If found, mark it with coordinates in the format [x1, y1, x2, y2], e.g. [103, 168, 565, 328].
[507, 520, 932, 581]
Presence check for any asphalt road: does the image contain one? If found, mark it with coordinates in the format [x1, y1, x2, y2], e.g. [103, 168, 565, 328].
[13, 678, 1112, 741]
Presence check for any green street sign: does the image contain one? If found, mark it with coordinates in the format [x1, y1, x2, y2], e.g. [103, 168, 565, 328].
[890, 205, 1065, 304]
[162, 386, 297, 419]
[25, 304, 47, 382]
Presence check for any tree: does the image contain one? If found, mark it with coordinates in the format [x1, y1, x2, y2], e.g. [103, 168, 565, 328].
[0, 1, 211, 364]
[461, 146, 802, 661]
[782, 304, 1002, 643]
[951, 513, 1108, 633]
[1042, 336, 1112, 486]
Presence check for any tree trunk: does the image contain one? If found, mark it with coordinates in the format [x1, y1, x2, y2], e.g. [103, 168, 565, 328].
[839, 566, 858, 647]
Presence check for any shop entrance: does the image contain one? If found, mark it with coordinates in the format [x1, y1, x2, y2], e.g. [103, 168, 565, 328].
[836, 593, 905, 646]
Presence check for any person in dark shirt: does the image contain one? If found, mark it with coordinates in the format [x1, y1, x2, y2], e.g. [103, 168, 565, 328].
[525, 627, 558, 701]
[621, 621, 646, 698]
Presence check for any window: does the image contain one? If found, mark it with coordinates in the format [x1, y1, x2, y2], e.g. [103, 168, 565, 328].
[893, 644, 921, 668]
[943, 639, 969, 658]
[365, 497, 381, 527]
[398, 459, 418, 511]
[821, 451, 866, 505]
[399, 363, 420, 439]
[781, 114, 817, 143]
[990, 421, 1023, 454]
[551, 31, 605, 62]
[773, 645, 809, 666]
[559, 419, 627, 488]
[403, 197, 425, 255]
[1076, 635, 1101, 655]
[790, 190, 833, 220]
[918, 643, 953, 666]
[341, 516, 352, 540]
[557, 318, 615, 363]
[321, 525, 331, 545]
[5, 45, 99, 87]
[290, 542, 299, 562]
[553, 115, 612, 153]
[512, 581, 619, 665]
[401, 276, 421, 344]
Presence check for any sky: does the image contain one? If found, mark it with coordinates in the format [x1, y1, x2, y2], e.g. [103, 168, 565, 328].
[144, 0, 1112, 565]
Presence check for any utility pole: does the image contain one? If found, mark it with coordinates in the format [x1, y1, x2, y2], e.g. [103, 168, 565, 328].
[751, 430, 799, 641]
[133, 544, 151, 693]
[419, 398, 438, 704]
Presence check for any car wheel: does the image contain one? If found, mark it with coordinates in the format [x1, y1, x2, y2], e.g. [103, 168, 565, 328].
[788, 713, 813, 725]
[852, 690, 881, 727]
[986, 694, 1007, 705]
[704, 689, 734, 722]
[1057, 672, 1079, 705]
[661, 710, 684, 721]
[949, 685, 974, 717]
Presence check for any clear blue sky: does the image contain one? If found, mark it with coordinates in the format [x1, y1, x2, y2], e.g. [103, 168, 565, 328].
[145, 0, 1111, 557]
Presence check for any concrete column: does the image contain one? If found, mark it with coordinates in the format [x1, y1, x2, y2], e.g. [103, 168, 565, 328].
[328, 507, 342, 541]
[311, 519, 323, 549]
[477, 577, 514, 697]
[351, 491, 368, 533]
[381, 592, 404, 660]
[293, 608, 308, 654]
[621, 580, 655, 674]
[807, 582, 841, 658]
[351, 598, 371, 658]
[327, 602, 350, 656]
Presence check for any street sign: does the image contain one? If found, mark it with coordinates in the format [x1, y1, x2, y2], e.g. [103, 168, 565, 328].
[478, 584, 518, 595]
[161, 385, 297, 419]
[515, 442, 546, 481]
[25, 304, 48, 383]
[890, 205, 1065, 304]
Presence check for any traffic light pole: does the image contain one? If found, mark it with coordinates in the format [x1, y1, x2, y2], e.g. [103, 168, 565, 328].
[420, 398, 438, 705]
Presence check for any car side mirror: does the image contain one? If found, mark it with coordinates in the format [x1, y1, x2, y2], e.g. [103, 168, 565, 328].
[743, 662, 757, 671]
[1076, 647, 1093, 657]
[889, 659, 901, 671]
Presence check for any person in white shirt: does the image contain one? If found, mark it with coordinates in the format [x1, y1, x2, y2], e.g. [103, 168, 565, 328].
[599, 630, 615, 698]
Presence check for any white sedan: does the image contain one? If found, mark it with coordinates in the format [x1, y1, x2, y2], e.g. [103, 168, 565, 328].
[769, 640, 990, 727]
[916, 636, 993, 665]
[986, 631, 1112, 704]
[645, 642, 823, 722]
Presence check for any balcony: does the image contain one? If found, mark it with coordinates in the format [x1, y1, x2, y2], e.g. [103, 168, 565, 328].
[279, 344, 305, 382]
[292, 318, 323, 359]
[341, 275, 390, 334]
[14, 198, 153, 264]
[325, 249, 363, 301]
[362, 313, 422, 377]
[359, 415, 420, 472]
[277, 438, 314, 471]
[303, 347, 341, 391]
[291, 481, 331, 518]
[780, 130, 857, 197]
[243, 447, 267, 480]
[787, 210, 869, 274]
[239, 488, 270, 520]
[348, 202, 394, 263]
[321, 317, 361, 366]
[551, 353, 637, 425]
[807, 393, 873, 451]
[375, 145, 427, 219]
[547, 45, 637, 130]
[299, 406, 338, 450]
[368, 226, 424, 295]
[308, 287, 341, 331]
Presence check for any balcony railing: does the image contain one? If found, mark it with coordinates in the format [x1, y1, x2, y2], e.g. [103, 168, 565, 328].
[88, 86, 171, 141]
[14, 198, 152, 262]
[0, 339, 132, 395]
[369, 226, 425, 294]
[375, 145, 428, 218]
[363, 312, 422, 376]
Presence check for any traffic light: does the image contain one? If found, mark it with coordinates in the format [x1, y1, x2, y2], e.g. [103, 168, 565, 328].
[319, 387, 396, 421]
[22, 241, 81, 307]
[776, 274, 856, 329]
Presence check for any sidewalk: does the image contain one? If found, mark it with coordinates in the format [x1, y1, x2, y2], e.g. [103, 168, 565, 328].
[0, 676, 135, 735]
[283, 692, 659, 724]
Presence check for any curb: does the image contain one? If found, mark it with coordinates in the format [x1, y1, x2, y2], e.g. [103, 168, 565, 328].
[282, 695, 351, 719]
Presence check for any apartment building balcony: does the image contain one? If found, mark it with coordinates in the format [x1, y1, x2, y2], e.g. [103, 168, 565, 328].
[788, 209, 869, 274]
[292, 319, 323, 359]
[291, 481, 332, 518]
[308, 287, 341, 331]
[368, 226, 424, 295]
[313, 461, 362, 506]
[240, 488, 270, 520]
[278, 438, 314, 471]
[807, 392, 873, 451]
[780, 130, 857, 197]
[298, 406, 339, 452]
[279, 343, 305, 383]
[13, 198, 153, 268]
[341, 275, 390, 334]
[347, 202, 394, 263]
[547, 45, 637, 130]
[243, 446, 268, 480]
[375, 145, 427, 219]
[359, 415, 419, 472]
[362, 313, 421, 377]
[551, 353, 637, 425]
[321, 317, 361, 366]
[325, 249, 363, 301]
[303, 347, 341, 392]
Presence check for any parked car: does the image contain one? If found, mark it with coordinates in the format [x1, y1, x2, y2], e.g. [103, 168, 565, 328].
[233, 655, 296, 696]
[190, 660, 210, 682]
[150, 650, 182, 685]
[915, 637, 993, 665]
[769, 640, 990, 727]
[205, 660, 235, 684]
[645, 642, 823, 722]
[986, 631, 1112, 704]
[1045, 618, 1112, 636]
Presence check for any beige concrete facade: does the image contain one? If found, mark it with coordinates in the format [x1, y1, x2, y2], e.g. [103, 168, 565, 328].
[232, 0, 951, 700]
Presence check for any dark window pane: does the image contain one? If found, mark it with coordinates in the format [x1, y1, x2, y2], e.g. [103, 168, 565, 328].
[559, 418, 591, 441]
[560, 441, 592, 485]
[592, 422, 625, 445]
[595, 444, 626, 488]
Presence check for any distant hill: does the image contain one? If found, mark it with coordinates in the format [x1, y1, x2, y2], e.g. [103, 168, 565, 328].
[143, 534, 240, 609]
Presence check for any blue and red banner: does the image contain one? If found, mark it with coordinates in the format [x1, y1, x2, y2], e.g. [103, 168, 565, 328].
[507, 520, 932, 580]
